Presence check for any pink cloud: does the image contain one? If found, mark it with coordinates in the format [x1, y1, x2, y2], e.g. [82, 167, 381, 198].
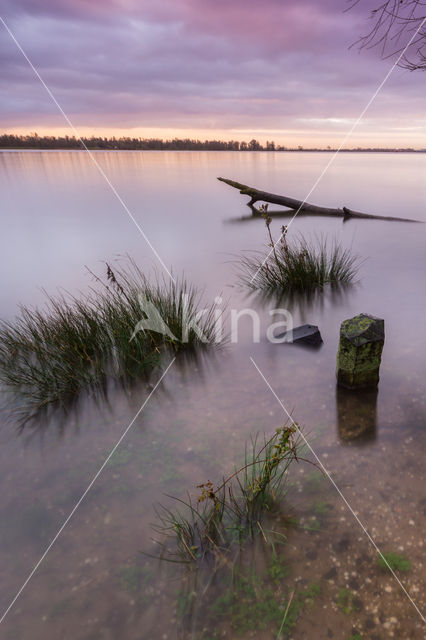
[0, 0, 424, 147]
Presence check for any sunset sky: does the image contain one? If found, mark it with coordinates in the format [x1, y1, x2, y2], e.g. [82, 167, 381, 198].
[0, 0, 425, 148]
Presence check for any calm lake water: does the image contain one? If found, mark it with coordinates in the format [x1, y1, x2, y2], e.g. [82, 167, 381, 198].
[0, 150, 425, 639]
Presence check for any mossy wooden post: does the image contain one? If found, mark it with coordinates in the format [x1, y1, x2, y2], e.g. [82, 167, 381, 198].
[336, 313, 384, 389]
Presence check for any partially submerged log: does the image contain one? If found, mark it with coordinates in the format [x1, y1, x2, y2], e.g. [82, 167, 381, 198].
[218, 177, 421, 223]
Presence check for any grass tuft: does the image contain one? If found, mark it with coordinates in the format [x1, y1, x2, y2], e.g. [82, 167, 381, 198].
[239, 206, 359, 293]
[151, 423, 321, 638]
[337, 587, 362, 615]
[151, 423, 316, 565]
[378, 551, 411, 572]
[0, 258, 217, 417]
[209, 572, 320, 638]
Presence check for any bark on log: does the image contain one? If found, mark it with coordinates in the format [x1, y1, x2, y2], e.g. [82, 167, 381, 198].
[218, 177, 421, 223]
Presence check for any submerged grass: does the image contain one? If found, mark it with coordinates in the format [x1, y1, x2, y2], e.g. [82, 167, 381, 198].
[0, 258, 217, 417]
[210, 571, 319, 637]
[378, 551, 411, 572]
[239, 206, 359, 293]
[152, 423, 314, 565]
[177, 562, 320, 639]
[150, 423, 321, 638]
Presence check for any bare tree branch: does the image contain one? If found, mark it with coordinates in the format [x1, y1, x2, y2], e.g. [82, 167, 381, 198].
[349, 0, 426, 70]
[218, 177, 422, 223]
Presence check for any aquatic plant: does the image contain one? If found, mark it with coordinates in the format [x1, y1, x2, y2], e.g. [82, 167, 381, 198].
[337, 587, 362, 615]
[0, 258, 217, 417]
[239, 205, 359, 292]
[151, 423, 315, 565]
[208, 570, 319, 638]
[268, 554, 290, 583]
[174, 550, 320, 638]
[313, 500, 329, 515]
[378, 551, 411, 572]
[151, 423, 321, 638]
[118, 564, 152, 593]
[304, 470, 326, 493]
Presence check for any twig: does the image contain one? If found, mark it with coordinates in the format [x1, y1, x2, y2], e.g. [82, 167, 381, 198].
[276, 589, 296, 639]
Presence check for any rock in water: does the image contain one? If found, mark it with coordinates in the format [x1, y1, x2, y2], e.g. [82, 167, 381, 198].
[336, 313, 384, 389]
[277, 324, 323, 346]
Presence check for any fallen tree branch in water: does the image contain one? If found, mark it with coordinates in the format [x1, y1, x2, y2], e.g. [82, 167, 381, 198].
[218, 177, 422, 223]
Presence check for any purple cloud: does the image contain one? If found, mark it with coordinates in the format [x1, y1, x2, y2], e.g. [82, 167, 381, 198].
[0, 0, 424, 146]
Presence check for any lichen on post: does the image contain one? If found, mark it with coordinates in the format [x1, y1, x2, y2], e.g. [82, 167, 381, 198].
[336, 313, 384, 389]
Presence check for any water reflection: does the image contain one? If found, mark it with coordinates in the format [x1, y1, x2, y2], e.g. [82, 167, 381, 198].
[336, 386, 378, 443]
[224, 207, 350, 224]
[1, 383, 108, 437]
[2, 346, 221, 433]
[243, 281, 355, 320]
[1, 151, 426, 639]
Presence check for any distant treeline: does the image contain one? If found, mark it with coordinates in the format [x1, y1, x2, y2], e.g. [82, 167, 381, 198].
[0, 133, 420, 153]
[0, 134, 278, 151]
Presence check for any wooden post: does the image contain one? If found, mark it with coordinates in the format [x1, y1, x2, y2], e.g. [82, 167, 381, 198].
[336, 313, 384, 389]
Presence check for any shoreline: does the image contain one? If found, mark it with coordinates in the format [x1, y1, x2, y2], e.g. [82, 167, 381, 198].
[1, 147, 425, 153]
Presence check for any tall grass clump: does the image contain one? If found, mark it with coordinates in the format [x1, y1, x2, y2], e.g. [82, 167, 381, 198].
[240, 205, 359, 293]
[152, 423, 313, 565]
[151, 423, 321, 639]
[0, 258, 217, 416]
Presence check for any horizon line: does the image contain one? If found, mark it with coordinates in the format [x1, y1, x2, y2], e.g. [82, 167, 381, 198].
[0, 132, 425, 153]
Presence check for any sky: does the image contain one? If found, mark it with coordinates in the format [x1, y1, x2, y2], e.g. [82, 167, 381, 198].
[0, 0, 425, 148]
